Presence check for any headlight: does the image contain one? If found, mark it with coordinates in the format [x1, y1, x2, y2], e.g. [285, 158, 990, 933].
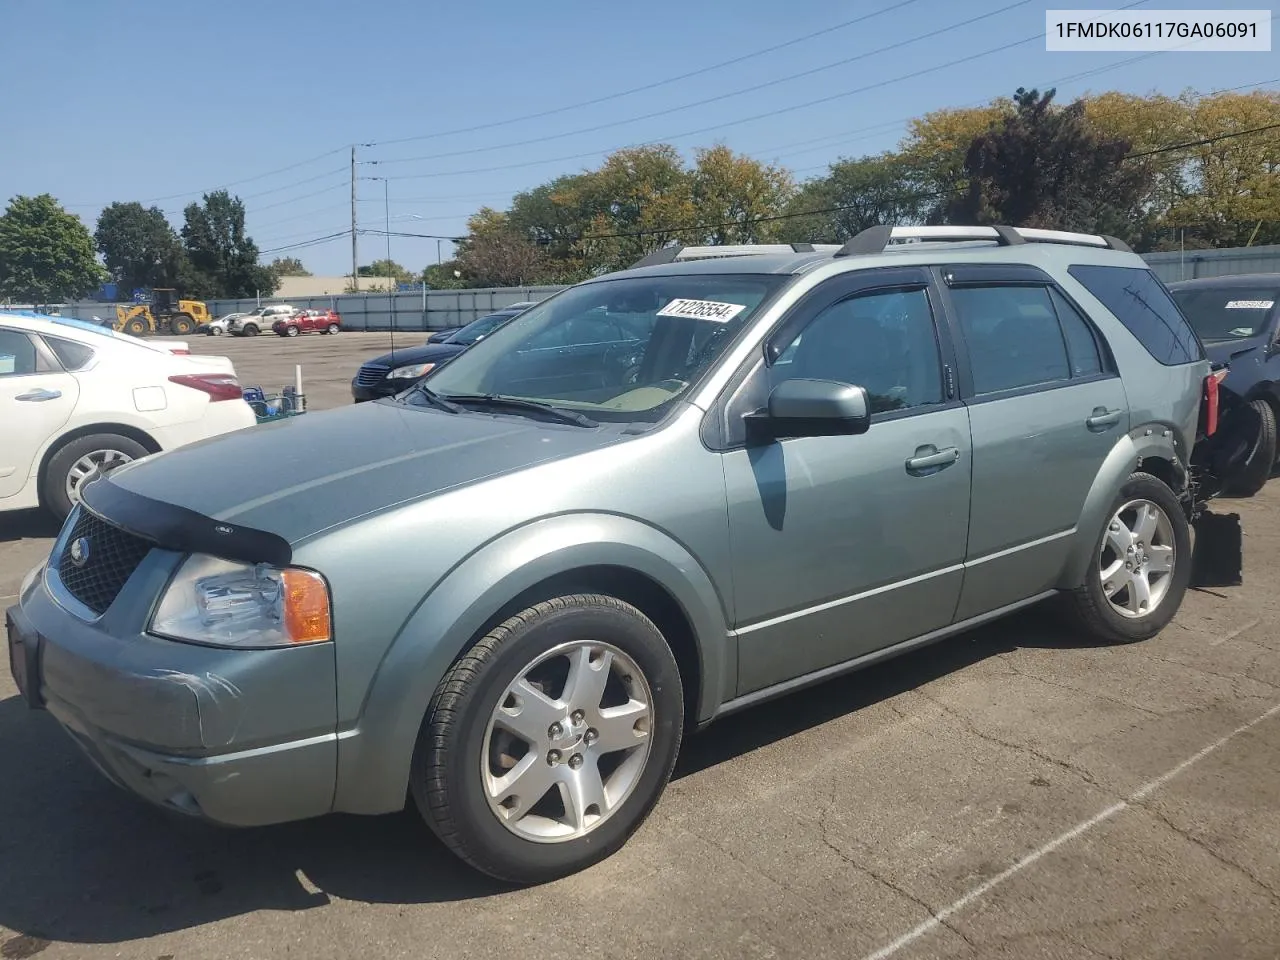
[151, 555, 331, 648]
[388, 362, 434, 379]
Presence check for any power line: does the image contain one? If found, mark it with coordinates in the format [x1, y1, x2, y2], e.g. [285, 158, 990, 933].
[363, 0, 925, 149]
[259, 230, 353, 256]
[368, 0, 1036, 168]
[1127, 121, 1280, 159]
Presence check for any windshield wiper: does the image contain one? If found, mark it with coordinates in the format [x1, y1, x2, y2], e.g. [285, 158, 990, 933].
[441, 393, 598, 427]
[403, 382, 463, 413]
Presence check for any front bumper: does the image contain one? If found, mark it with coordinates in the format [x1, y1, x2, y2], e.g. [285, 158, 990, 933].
[351, 376, 415, 402]
[5, 552, 338, 827]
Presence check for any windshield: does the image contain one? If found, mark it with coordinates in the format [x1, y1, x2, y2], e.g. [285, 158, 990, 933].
[415, 274, 788, 422]
[451, 312, 513, 345]
[1171, 286, 1278, 341]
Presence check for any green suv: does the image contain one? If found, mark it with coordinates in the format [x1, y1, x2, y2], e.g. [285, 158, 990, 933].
[8, 226, 1216, 884]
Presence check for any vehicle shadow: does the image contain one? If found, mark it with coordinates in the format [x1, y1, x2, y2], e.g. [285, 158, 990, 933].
[0, 509, 60, 546]
[0, 606, 1090, 948]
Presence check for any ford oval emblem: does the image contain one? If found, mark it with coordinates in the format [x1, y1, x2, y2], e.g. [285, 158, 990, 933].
[69, 536, 92, 568]
[214, 524, 233, 536]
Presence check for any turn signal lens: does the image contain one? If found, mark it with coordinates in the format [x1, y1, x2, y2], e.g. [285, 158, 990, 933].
[281, 569, 331, 644]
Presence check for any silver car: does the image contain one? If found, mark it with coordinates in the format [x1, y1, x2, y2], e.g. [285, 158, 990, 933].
[7, 227, 1216, 884]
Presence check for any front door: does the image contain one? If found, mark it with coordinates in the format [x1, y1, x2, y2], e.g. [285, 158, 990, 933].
[939, 274, 1131, 619]
[719, 272, 973, 695]
[0, 328, 78, 500]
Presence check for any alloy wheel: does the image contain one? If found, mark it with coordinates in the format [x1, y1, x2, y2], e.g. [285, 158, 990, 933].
[1099, 498, 1176, 619]
[65, 449, 134, 504]
[481, 640, 654, 843]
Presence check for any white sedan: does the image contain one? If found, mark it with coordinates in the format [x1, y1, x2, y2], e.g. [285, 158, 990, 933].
[0, 313, 257, 520]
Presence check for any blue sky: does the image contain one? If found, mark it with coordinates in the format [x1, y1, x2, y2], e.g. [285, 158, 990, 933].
[1, 0, 1275, 277]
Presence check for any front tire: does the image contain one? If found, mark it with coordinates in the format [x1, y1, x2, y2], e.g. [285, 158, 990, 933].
[327, 323, 340, 335]
[410, 594, 683, 884]
[285, 325, 299, 337]
[124, 318, 149, 337]
[42, 433, 149, 522]
[242, 324, 259, 337]
[1066, 472, 1191, 644]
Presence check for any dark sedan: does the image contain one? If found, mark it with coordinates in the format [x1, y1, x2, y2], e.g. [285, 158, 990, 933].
[1171, 273, 1280, 496]
[351, 308, 526, 402]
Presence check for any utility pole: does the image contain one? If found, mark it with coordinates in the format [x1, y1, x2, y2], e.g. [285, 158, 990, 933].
[350, 145, 358, 293]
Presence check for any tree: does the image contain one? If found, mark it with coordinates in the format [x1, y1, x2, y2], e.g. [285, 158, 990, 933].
[1164, 90, 1280, 248]
[576, 145, 698, 272]
[358, 259, 412, 282]
[423, 261, 468, 289]
[94, 201, 185, 297]
[270, 256, 311, 276]
[0, 194, 105, 303]
[945, 88, 1153, 244]
[897, 101, 1012, 220]
[689, 145, 793, 244]
[454, 208, 547, 287]
[180, 190, 276, 298]
[778, 153, 926, 243]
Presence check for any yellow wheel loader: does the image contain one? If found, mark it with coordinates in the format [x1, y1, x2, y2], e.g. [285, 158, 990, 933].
[114, 289, 211, 336]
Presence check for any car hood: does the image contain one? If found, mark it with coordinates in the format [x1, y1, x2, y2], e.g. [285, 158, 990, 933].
[104, 400, 628, 542]
[359, 341, 466, 369]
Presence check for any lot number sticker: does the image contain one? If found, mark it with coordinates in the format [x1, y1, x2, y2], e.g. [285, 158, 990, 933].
[657, 298, 747, 323]
[1226, 300, 1275, 309]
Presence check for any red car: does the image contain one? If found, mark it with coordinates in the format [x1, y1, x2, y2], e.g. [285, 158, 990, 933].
[274, 309, 341, 337]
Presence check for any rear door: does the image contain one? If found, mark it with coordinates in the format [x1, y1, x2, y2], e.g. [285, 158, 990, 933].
[0, 327, 79, 499]
[937, 265, 1129, 619]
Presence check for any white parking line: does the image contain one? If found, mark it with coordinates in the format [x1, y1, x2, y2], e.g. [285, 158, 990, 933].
[860, 701, 1280, 960]
[1210, 618, 1260, 647]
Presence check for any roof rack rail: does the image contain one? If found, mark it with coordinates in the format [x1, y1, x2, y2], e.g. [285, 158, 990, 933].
[629, 242, 841, 269]
[835, 225, 1133, 257]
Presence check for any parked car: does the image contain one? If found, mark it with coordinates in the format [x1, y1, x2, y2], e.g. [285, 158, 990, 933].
[8, 228, 1235, 887]
[205, 313, 248, 336]
[230, 305, 296, 337]
[275, 309, 341, 338]
[0, 311, 255, 520]
[351, 303, 538, 402]
[1170, 274, 1280, 496]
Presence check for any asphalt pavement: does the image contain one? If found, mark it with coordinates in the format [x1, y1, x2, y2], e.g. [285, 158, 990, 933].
[1, 330, 1277, 960]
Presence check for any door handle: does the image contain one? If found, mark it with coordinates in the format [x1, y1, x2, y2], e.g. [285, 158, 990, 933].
[1086, 408, 1122, 430]
[15, 388, 62, 402]
[905, 445, 960, 474]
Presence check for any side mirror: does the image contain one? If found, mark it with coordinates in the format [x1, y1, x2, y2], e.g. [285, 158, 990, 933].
[745, 378, 871, 442]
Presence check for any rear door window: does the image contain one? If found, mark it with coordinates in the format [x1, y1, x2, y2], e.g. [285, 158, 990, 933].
[1068, 265, 1203, 365]
[42, 336, 96, 371]
[950, 286, 1070, 395]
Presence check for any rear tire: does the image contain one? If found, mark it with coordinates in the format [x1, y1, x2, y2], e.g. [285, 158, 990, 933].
[42, 433, 150, 522]
[327, 323, 340, 335]
[1065, 472, 1191, 644]
[210, 325, 224, 336]
[1224, 398, 1277, 497]
[410, 594, 683, 884]
[169, 314, 195, 336]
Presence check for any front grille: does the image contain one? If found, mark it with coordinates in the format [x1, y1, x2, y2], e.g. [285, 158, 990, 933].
[56, 510, 153, 615]
[356, 363, 389, 387]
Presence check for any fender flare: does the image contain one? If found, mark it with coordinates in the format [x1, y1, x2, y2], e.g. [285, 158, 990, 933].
[332, 512, 732, 816]
[1059, 428, 1183, 589]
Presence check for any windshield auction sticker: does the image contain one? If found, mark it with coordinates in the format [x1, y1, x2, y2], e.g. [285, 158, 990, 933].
[1046, 10, 1271, 51]
[657, 298, 747, 323]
